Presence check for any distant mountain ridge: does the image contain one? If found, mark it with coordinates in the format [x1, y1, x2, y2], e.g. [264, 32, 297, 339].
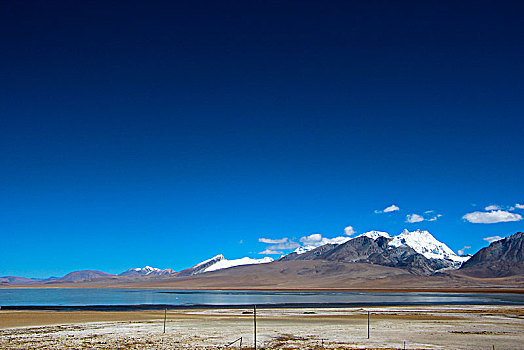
[119, 266, 175, 277]
[0, 254, 274, 284]
[0, 276, 39, 284]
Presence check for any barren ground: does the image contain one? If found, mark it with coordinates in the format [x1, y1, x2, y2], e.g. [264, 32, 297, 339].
[0, 305, 523, 349]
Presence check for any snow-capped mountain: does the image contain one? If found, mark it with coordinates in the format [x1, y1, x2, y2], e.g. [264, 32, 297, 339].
[177, 255, 225, 276]
[284, 229, 468, 274]
[355, 231, 391, 240]
[280, 229, 468, 274]
[388, 229, 468, 263]
[203, 256, 273, 272]
[119, 266, 175, 276]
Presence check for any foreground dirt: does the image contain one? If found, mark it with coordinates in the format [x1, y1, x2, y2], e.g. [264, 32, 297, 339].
[0, 306, 523, 349]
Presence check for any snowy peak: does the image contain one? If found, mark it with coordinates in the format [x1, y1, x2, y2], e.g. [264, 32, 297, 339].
[388, 229, 467, 263]
[119, 266, 174, 276]
[294, 245, 317, 255]
[194, 254, 225, 267]
[356, 231, 391, 240]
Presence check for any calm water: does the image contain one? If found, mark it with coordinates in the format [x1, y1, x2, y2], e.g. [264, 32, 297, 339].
[0, 289, 522, 309]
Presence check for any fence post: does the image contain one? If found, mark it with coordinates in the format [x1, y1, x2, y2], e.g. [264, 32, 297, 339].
[163, 308, 167, 334]
[367, 311, 370, 339]
[254, 305, 257, 350]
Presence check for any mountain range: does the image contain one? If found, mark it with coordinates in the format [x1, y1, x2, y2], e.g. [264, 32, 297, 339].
[281, 229, 468, 275]
[1, 231, 522, 288]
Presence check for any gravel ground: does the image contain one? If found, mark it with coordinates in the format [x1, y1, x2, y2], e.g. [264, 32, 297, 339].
[0, 306, 522, 349]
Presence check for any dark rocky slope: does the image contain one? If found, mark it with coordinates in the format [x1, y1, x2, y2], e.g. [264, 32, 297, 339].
[458, 232, 523, 277]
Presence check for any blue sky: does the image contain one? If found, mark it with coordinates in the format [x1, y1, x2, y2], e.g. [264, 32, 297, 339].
[1, 1, 523, 278]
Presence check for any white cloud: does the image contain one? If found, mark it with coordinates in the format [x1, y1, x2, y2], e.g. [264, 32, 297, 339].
[485, 205, 501, 211]
[375, 204, 400, 214]
[405, 211, 442, 223]
[325, 236, 352, 245]
[259, 249, 284, 255]
[384, 204, 400, 212]
[259, 237, 288, 244]
[458, 246, 471, 255]
[516, 203, 524, 209]
[299, 233, 351, 249]
[258, 237, 300, 251]
[299, 234, 323, 245]
[483, 236, 503, 243]
[428, 214, 443, 222]
[463, 210, 522, 224]
[266, 241, 301, 250]
[406, 214, 424, 223]
[344, 226, 356, 236]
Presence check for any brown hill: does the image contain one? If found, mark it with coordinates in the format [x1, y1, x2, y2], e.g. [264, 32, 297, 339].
[52, 270, 117, 283]
[458, 232, 524, 278]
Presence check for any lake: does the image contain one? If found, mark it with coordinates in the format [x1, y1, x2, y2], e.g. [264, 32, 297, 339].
[0, 289, 522, 310]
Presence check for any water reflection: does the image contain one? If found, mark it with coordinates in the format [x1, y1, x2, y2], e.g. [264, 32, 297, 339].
[0, 289, 522, 307]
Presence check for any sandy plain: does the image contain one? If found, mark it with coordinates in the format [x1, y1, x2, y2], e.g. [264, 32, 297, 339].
[0, 305, 523, 349]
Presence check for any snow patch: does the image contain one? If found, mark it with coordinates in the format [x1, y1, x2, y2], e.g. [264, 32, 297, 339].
[203, 256, 273, 272]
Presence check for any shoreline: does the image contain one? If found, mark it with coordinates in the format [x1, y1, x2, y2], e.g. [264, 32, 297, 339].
[1, 286, 524, 294]
[3, 300, 524, 311]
